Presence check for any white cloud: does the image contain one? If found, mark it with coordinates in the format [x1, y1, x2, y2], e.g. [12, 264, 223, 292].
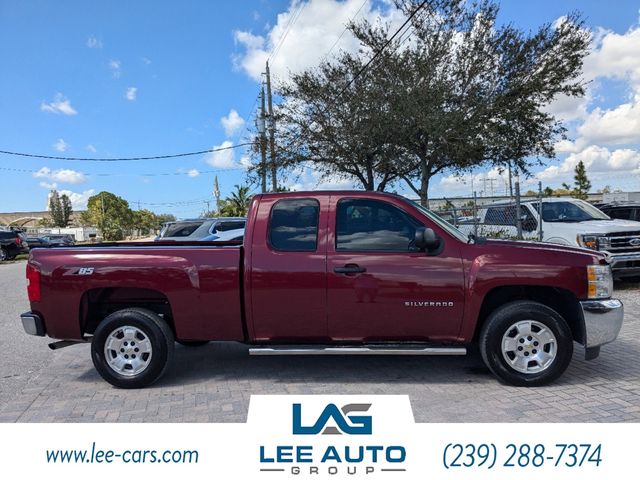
[536, 145, 640, 182]
[86, 144, 97, 153]
[439, 168, 511, 195]
[583, 26, 640, 88]
[34, 167, 87, 185]
[287, 167, 358, 191]
[239, 155, 252, 169]
[561, 25, 640, 147]
[59, 189, 96, 210]
[220, 109, 245, 136]
[204, 141, 237, 169]
[109, 59, 121, 78]
[39, 181, 58, 189]
[52, 138, 69, 152]
[577, 101, 640, 145]
[233, 0, 405, 82]
[142, 57, 152, 65]
[545, 92, 590, 122]
[186, 169, 200, 177]
[125, 87, 137, 101]
[40, 93, 78, 115]
[86, 35, 103, 48]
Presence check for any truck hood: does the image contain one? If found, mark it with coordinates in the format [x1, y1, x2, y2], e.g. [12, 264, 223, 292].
[480, 238, 606, 261]
[546, 218, 640, 233]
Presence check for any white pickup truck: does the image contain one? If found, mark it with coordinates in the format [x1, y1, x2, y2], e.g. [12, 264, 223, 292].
[458, 197, 640, 278]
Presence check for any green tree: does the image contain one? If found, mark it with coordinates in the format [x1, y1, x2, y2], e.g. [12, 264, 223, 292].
[572, 160, 592, 199]
[84, 191, 133, 241]
[131, 209, 159, 235]
[561, 161, 591, 199]
[48, 190, 73, 227]
[219, 185, 252, 217]
[274, 0, 589, 206]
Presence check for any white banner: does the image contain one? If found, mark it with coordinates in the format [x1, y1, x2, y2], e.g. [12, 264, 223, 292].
[0, 395, 635, 479]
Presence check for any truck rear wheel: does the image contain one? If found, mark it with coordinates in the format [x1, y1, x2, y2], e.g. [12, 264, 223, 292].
[479, 301, 573, 387]
[91, 308, 174, 388]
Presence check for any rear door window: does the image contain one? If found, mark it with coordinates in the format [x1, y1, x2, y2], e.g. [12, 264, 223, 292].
[269, 199, 319, 252]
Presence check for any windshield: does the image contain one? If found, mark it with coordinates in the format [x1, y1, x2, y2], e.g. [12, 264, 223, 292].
[161, 221, 204, 237]
[406, 199, 469, 242]
[533, 200, 610, 222]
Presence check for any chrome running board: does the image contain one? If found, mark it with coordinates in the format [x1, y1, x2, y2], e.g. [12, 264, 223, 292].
[249, 345, 466, 356]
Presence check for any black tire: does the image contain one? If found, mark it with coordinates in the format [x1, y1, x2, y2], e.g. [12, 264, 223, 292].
[176, 340, 209, 347]
[479, 301, 573, 387]
[0, 248, 7, 262]
[91, 308, 174, 388]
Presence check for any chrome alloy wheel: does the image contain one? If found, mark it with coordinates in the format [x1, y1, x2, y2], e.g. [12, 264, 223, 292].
[501, 320, 557, 374]
[103, 326, 153, 376]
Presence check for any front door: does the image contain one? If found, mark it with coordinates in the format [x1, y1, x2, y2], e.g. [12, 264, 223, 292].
[327, 197, 465, 342]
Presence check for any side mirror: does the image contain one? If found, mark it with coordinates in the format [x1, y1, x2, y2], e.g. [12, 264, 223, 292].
[414, 227, 440, 251]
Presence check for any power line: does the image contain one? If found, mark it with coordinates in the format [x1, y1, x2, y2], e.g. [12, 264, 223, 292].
[268, 0, 307, 63]
[0, 142, 253, 162]
[0, 166, 245, 177]
[320, 0, 369, 63]
[337, 0, 427, 97]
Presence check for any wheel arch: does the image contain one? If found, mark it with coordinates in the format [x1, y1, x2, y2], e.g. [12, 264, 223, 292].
[80, 287, 175, 337]
[473, 285, 584, 345]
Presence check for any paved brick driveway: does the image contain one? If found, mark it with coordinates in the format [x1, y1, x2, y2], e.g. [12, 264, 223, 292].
[1, 261, 639, 423]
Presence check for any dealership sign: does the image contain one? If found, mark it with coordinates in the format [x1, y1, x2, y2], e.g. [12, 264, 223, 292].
[250, 395, 412, 476]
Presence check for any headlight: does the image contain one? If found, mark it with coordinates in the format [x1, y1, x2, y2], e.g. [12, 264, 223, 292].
[577, 234, 611, 251]
[587, 265, 613, 299]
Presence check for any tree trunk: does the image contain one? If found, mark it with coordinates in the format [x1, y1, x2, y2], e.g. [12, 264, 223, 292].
[419, 160, 430, 208]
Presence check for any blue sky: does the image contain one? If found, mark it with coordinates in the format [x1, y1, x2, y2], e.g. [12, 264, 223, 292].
[1, 0, 640, 217]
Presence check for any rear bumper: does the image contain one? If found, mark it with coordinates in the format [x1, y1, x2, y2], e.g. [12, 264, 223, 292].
[580, 299, 623, 348]
[20, 312, 46, 336]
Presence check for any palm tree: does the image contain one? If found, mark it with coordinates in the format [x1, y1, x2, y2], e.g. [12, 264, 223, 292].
[219, 184, 252, 217]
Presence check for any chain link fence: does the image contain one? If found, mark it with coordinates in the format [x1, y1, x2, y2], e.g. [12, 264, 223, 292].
[431, 181, 546, 241]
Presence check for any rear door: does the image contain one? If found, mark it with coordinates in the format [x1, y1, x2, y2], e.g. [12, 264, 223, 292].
[326, 197, 465, 342]
[248, 196, 329, 342]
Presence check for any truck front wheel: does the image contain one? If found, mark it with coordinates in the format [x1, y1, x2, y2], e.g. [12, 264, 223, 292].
[91, 308, 174, 388]
[479, 301, 573, 387]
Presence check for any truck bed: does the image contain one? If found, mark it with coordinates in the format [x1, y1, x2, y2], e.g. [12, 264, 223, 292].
[29, 242, 244, 341]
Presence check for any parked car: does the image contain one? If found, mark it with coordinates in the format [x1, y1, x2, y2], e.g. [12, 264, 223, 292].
[200, 228, 245, 242]
[0, 230, 29, 260]
[155, 217, 245, 241]
[21, 191, 623, 388]
[26, 236, 52, 249]
[458, 197, 640, 278]
[596, 202, 640, 222]
[42, 234, 75, 246]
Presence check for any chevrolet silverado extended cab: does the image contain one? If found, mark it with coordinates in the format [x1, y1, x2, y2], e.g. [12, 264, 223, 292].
[21, 191, 624, 388]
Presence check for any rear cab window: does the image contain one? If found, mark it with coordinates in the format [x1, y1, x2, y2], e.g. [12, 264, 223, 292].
[269, 199, 320, 252]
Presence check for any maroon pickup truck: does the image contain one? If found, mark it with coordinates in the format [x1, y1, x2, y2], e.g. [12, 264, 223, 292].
[21, 191, 624, 388]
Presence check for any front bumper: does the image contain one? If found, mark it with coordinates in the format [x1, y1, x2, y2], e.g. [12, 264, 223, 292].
[580, 299, 623, 349]
[20, 312, 46, 336]
[605, 252, 640, 277]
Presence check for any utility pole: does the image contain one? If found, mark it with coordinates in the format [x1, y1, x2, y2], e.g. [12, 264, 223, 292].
[507, 161, 514, 198]
[257, 84, 268, 193]
[213, 176, 221, 214]
[265, 61, 277, 191]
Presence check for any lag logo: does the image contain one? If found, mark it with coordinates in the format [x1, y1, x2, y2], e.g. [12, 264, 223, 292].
[293, 403, 372, 435]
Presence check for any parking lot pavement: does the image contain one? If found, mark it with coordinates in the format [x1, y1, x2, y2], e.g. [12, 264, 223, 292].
[1, 261, 639, 423]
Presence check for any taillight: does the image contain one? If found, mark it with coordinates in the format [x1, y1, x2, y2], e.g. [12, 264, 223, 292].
[16, 236, 22, 246]
[26, 263, 41, 302]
